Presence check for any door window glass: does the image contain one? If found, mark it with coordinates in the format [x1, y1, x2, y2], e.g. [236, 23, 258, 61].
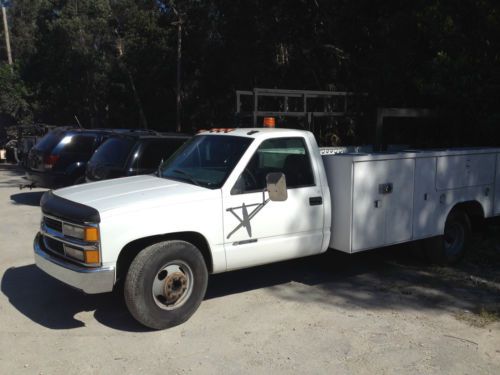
[233, 137, 315, 194]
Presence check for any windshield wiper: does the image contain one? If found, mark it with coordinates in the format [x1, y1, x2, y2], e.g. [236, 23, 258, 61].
[172, 169, 201, 186]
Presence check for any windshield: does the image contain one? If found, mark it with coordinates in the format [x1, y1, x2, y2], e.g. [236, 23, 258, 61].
[159, 134, 253, 189]
[90, 137, 135, 168]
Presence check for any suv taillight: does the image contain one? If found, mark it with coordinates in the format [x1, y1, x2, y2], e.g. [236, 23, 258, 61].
[43, 154, 59, 169]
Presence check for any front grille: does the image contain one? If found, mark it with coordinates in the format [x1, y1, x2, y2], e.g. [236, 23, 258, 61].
[43, 236, 64, 256]
[40, 214, 100, 267]
[44, 216, 63, 232]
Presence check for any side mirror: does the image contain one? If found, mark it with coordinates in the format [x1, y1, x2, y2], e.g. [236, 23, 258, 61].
[266, 172, 287, 201]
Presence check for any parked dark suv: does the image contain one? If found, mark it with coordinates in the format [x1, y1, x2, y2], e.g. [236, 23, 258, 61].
[25, 128, 127, 188]
[85, 132, 190, 182]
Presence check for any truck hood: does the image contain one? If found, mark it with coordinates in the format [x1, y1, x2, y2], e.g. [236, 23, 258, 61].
[53, 175, 218, 216]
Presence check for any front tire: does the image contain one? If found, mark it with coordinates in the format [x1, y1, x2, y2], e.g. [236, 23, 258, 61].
[124, 240, 208, 330]
[424, 209, 471, 265]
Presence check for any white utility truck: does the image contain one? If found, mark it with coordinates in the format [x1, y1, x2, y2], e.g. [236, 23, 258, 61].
[34, 128, 500, 329]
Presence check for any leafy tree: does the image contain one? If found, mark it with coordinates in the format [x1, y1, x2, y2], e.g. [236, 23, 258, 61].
[0, 0, 499, 144]
[0, 63, 31, 123]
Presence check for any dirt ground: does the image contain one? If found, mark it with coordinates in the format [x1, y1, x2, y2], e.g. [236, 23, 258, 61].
[0, 163, 499, 375]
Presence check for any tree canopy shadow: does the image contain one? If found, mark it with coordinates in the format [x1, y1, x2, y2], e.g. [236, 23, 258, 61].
[207, 236, 500, 318]
[2, 229, 499, 332]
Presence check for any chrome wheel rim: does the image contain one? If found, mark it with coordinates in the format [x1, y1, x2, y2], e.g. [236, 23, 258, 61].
[152, 261, 194, 310]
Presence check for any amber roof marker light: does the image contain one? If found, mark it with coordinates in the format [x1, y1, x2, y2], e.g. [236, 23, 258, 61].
[263, 117, 276, 128]
[206, 128, 235, 133]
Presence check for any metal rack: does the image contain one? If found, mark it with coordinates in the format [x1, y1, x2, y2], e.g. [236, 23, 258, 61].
[235, 88, 366, 129]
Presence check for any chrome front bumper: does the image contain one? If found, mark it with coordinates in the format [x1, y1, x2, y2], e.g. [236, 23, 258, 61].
[34, 234, 115, 294]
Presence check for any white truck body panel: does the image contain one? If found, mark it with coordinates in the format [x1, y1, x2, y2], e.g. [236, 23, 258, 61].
[322, 148, 500, 253]
[436, 153, 496, 190]
[352, 158, 415, 251]
[53, 175, 227, 271]
[413, 157, 441, 238]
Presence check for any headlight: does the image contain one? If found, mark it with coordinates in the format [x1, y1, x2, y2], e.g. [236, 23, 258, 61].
[62, 223, 99, 242]
[63, 244, 85, 261]
[62, 223, 84, 239]
[63, 243, 100, 265]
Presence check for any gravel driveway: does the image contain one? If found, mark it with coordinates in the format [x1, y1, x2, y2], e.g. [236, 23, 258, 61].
[0, 163, 499, 374]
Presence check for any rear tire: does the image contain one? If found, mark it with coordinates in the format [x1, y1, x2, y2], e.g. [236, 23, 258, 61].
[124, 240, 208, 330]
[424, 209, 471, 265]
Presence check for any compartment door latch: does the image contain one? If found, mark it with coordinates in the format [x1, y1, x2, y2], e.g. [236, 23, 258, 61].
[378, 183, 393, 194]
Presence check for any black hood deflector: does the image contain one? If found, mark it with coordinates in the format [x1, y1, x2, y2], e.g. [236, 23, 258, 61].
[41, 191, 100, 224]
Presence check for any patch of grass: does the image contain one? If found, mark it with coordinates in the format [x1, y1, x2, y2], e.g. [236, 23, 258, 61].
[443, 223, 500, 287]
[455, 305, 500, 328]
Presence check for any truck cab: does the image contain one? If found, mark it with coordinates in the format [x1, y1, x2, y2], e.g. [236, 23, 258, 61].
[34, 128, 331, 329]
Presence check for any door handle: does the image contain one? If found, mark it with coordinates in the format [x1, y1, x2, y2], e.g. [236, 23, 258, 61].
[309, 196, 323, 206]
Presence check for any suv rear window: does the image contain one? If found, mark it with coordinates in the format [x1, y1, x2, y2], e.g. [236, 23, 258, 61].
[90, 137, 135, 167]
[59, 135, 95, 154]
[34, 132, 64, 152]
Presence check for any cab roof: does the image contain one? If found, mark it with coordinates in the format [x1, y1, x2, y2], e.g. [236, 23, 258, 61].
[197, 128, 311, 140]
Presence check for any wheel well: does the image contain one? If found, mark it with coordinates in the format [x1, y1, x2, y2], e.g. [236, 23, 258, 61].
[450, 200, 485, 227]
[115, 232, 213, 283]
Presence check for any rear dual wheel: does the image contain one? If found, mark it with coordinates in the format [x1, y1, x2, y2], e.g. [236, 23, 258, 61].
[424, 209, 471, 265]
[124, 240, 208, 330]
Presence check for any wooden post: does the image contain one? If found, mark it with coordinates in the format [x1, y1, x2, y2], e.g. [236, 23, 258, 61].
[169, 1, 183, 132]
[253, 89, 258, 127]
[1, 5, 13, 67]
[176, 19, 182, 133]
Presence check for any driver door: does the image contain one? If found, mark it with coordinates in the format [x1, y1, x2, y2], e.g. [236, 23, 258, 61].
[222, 137, 325, 271]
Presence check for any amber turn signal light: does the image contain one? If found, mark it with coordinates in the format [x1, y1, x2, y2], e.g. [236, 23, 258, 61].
[84, 250, 100, 264]
[84, 227, 99, 242]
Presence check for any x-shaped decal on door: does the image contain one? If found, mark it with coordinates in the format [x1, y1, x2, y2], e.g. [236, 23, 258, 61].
[226, 192, 270, 239]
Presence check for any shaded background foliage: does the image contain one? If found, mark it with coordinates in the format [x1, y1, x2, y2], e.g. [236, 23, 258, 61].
[0, 0, 499, 145]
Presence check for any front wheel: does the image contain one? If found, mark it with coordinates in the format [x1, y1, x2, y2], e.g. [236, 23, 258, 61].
[424, 209, 471, 265]
[124, 240, 208, 330]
